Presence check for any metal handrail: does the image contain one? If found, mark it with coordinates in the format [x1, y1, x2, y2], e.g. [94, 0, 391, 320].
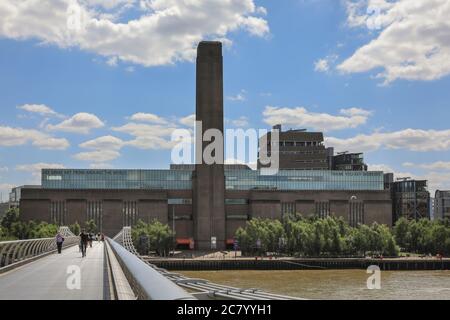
[104, 239, 136, 300]
[106, 237, 196, 300]
[0, 226, 78, 270]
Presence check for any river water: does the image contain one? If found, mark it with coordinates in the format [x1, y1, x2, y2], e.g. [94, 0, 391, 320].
[179, 270, 450, 300]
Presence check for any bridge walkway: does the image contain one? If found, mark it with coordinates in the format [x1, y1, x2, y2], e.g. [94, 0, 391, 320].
[0, 241, 109, 300]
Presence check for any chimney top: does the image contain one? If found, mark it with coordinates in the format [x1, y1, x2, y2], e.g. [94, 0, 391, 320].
[197, 41, 222, 57]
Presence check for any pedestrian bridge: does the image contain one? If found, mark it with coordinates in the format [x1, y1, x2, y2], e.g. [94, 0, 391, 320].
[0, 227, 300, 300]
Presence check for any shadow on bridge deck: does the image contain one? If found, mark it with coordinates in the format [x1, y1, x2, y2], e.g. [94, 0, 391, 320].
[0, 241, 110, 300]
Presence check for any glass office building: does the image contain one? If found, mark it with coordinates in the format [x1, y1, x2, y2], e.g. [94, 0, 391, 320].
[391, 179, 430, 222]
[42, 168, 384, 191]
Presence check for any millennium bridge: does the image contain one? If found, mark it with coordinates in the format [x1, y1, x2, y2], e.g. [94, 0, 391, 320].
[0, 227, 299, 300]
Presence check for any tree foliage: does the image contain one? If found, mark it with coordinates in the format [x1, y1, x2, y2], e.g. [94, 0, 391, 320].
[0, 208, 60, 240]
[84, 219, 97, 234]
[236, 217, 401, 257]
[131, 220, 174, 257]
[70, 222, 81, 236]
[393, 218, 450, 255]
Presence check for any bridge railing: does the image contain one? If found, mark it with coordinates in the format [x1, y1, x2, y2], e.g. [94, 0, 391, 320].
[112, 226, 138, 255]
[111, 227, 301, 300]
[106, 237, 196, 300]
[0, 227, 79, 271]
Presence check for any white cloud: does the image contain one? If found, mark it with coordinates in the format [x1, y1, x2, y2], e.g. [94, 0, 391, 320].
[112, 122, 177, 150]
[74, 150, 121, 162]
[16, 162, 66, 179]
[106, 56, 118, 67]
[179, 114, 196, 127]
[314, 59, 330, 73]
[368, 164, 396, 173]
[339, 0, 450, 84]
[227, 90, 247, 102]
[0, 126, 69, 150]
[85, 0, 134, 10]
[46, 113, 104, 134]
[263, 106, 372, 131]
[0, 167, 9, 173]
[17, 104, 63, 118]
[0, 0, 269, 67]
[403, 161, 450, 171]
[339, 107, 373, 117]
[314, 55, 338, 73]
[420, 172, 450, 195]
[75, 135, 124, 164]
[326, 128, 450, 153]
[129, 113, 167, 124]
[231, 116, 249, 127]
[79, 135, 124, 150]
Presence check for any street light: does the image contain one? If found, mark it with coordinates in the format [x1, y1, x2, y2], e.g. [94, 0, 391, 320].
[172, 206, 175, 256]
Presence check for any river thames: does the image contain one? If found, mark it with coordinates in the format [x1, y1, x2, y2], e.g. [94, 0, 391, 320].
[179, 270, 450, 300]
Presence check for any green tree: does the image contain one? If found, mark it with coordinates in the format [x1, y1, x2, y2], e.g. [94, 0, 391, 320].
[0, 208, 20, 232]
[70, 222, 81, 235]
[430, 223, 448, 255]
[393, 217, 409, 249]
[85, 219, 97, 234]
[131, 220, 174, 257]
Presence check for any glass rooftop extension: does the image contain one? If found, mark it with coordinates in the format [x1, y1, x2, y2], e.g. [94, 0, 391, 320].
[42, 168, 384, 191]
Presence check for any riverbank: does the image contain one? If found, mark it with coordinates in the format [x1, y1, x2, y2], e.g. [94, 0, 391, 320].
[144, 256, 450, 271]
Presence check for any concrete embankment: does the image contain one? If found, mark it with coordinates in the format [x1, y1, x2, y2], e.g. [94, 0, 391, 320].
[144, 257, 450, 271]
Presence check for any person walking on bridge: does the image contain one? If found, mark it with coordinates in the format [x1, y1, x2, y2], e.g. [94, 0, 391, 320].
[55, 232, 64, 254]
[79, 230, 89, 258]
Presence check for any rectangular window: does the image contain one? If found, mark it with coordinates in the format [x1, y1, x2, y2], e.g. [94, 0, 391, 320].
[50, 201, 66, 225]
[123, 201, 138, 227]
[168, 199, 192, 205]
[349, 202, 364, 227]
[87, 201, 103, 232]
[225, 199, 249, 205]
[315, 201, 330, 219]
[47, 175, 62, 181]
[281, 202, 295, 216]
[226, 214, 249, 220]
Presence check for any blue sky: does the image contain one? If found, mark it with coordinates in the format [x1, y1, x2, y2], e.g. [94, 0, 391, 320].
[1, 0, 450, 198]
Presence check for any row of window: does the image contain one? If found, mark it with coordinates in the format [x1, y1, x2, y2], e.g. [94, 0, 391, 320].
[50, 201, 66, 226]
[279, 150, 327, 155]
[42, 169, 384, 191]
[271, 141, 324, 147]
[49, 200, 367, 226]
[87, 201, 102, 231]
[293, 159, 328, 164]
[281, 201, 365, 225]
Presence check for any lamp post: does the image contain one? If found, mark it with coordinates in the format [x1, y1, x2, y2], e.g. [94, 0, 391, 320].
[172, 206, 175, 256]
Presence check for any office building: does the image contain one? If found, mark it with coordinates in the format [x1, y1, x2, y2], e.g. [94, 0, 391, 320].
[391, 179, 430, 223]
[258, 126, 329, 170]
[332, 152, 368, 171]
[435, 190, 450, 220]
